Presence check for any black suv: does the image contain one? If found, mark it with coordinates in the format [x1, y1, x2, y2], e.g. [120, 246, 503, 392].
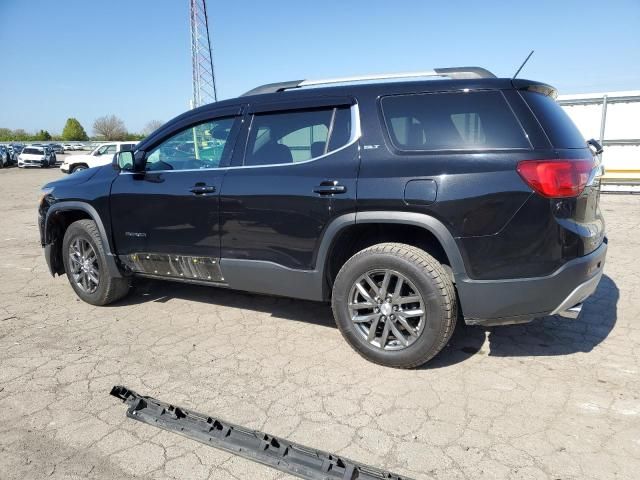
[38, 67, 607, 368]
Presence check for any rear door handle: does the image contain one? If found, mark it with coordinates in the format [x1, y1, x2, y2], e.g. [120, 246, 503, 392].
[190, 184, 216, 195]
[314, 181, 346, 195]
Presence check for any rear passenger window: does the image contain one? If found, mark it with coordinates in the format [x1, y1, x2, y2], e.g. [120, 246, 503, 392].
[521, 91, 586, 149]
[381, 91, 530, 151]
[245, 106, 351, 166]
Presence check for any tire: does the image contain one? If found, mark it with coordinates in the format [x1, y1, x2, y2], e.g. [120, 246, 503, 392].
[332, 243, 457, 368]
[62, 219, 130, 306]
[71, 164, 87, 173]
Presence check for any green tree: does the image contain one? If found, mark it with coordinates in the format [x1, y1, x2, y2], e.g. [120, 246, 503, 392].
[0, 128, 13, 141]
[61, 118, 88, 141]
[34, 129, 52, 141]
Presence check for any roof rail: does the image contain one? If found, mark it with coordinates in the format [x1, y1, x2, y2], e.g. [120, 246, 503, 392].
[242, 67, 496, 96]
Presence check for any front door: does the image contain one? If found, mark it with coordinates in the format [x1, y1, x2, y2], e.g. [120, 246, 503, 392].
[110, 111, 242, 282]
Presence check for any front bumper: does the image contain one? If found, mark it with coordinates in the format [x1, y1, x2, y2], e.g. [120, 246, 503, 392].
[60, 164, 70, 173]
[457, 239, 608, 326]
[19, 159, 46, 168]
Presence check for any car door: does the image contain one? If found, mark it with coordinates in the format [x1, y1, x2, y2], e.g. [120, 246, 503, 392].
[218, 97, 361, 294]
[110, 108, 242, 282]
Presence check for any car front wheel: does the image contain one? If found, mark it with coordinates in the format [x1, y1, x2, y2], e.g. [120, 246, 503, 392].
[332, 243, 457, 368]
[62, 219, 130, 305]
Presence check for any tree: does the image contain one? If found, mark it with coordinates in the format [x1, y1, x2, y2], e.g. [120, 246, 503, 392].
[0, 128, 13, 141]
[61, 118, 88, 141]
[12, 129, 30, 141]
[93, 115, 127, 140]
[34, 129, 52, 141]
[142, 120, 164, 136]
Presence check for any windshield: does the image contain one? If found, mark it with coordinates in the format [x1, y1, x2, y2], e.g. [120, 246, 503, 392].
[23, 148, 43, 155]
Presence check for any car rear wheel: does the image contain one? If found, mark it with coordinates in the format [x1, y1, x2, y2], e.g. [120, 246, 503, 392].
[332, 243, 457, 368]
[62, 219, 130, 305]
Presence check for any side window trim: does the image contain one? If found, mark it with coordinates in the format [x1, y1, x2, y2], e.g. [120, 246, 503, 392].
[378, 89, 532, 154]
[125, 113, 243, 174]
[235, 103, 361, 169]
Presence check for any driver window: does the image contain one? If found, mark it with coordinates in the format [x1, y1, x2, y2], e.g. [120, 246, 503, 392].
[96, 145, 115, 156]
[145, 117, 236, 171]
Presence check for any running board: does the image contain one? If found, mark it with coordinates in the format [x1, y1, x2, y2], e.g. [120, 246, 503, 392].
[110, 386, 412, 480]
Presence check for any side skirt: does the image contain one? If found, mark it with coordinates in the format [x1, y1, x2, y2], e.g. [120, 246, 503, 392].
[110, 386, 413, 480]
[120, 253, 224, 282]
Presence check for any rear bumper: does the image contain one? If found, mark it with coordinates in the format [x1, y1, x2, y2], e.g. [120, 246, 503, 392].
[457, 239, 607, 326]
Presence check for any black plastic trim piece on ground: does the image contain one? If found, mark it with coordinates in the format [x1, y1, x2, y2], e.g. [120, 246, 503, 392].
[110, 386, 413, 480]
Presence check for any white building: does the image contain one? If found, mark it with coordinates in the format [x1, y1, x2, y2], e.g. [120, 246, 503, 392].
[558, 91, 640, 184]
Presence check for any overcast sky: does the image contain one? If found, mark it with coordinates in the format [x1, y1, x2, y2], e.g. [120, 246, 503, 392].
[1, 0, 638, 135]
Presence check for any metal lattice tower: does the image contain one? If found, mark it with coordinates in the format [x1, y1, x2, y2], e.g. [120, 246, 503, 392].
[190, 0, 218, 108]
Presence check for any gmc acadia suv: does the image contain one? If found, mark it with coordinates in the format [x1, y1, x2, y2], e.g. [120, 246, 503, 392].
[38, 67, 607, 368]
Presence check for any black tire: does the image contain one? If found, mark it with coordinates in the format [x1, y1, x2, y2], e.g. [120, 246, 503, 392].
[332, 243, 457, 368]
[71, 164, 87, 173]
[62, 219, 130, 306]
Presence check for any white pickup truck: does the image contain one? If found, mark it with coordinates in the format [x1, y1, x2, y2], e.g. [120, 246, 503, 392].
[60, 142, 137, 174]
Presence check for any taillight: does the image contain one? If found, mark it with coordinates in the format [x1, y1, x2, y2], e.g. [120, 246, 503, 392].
[516, 159, 594, 198]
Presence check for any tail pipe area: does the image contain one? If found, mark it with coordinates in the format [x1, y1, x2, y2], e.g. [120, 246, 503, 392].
[556, 303, 583, 319]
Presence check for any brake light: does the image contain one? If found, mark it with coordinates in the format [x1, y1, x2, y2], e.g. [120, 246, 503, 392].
[516, 159, 594, 198]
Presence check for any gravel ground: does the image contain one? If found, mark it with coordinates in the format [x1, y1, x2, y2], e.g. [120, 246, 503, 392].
[0, 164, 638, 480]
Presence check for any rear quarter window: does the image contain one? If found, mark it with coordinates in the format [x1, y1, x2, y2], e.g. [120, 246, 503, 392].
[380, 90, 530, 151]
[521, 91, 587, 149]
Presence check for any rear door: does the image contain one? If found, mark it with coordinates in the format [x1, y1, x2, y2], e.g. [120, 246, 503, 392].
[219, 98, 360, 272]
[110, 108, 242, 281]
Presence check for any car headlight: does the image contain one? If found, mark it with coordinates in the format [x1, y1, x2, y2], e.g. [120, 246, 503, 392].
[38, 187, 54, 206]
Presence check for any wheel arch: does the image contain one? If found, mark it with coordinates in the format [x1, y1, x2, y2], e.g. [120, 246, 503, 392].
[44, 201, 122, 277]
[317, 211, 468, 300]
[70, 163, 89, 172]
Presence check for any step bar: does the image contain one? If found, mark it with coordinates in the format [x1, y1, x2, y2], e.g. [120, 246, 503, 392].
[110, 386, 413, 480]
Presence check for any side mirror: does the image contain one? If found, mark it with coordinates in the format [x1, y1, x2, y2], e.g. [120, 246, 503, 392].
[115, 151, 134, 171]
[114, 150, 146, 172]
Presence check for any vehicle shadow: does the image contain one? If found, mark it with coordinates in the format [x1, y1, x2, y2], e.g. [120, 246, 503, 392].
[112, 278, 337, 328]
[113, 274, 618, 368]
[425, 274, 619, 369]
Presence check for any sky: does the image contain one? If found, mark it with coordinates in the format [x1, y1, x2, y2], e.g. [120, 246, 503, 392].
[0, 0, 638, 135]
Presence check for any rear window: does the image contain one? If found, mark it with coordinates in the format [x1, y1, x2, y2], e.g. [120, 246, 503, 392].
[521, 91, 586, 149]
[380, 91, 530, 151]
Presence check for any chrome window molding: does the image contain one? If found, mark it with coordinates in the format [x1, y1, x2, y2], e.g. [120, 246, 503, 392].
[120, 104, 362, 175]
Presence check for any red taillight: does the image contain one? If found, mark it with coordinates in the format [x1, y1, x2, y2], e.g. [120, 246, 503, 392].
[516, 159, 594, 198]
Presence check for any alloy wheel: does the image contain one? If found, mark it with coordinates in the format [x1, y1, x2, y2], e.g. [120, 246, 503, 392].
[69, 238, 99, 294]
[348, 269, 426, 350]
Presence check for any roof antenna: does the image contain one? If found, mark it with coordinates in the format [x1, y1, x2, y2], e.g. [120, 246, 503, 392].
[512, 50, 534, 79]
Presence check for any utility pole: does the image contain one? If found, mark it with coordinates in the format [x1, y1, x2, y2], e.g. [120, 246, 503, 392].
[190, 0, 218, 108]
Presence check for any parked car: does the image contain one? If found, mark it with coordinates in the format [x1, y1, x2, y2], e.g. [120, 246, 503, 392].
[0, 146, 9, 168]
[38, 66, 606, 368]
[48, 143, 65, 154]
[18, 146, 53, 168]
[43, 146, 57, 167]
[60, 142, 137, 173]
[8, 144, 24, 165]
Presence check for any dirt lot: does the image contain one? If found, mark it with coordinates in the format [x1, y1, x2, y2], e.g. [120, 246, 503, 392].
[0, 163, 639, 480]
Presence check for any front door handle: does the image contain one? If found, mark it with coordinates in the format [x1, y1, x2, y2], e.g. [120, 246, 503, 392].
[190, 183, 216, 195]
[314, 181, 346, 195]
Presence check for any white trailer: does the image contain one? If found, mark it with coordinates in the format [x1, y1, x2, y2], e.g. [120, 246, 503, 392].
[558, 91, 640, 187]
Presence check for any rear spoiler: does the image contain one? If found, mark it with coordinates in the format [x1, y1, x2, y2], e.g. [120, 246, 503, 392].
[511, 79, 558, 99]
